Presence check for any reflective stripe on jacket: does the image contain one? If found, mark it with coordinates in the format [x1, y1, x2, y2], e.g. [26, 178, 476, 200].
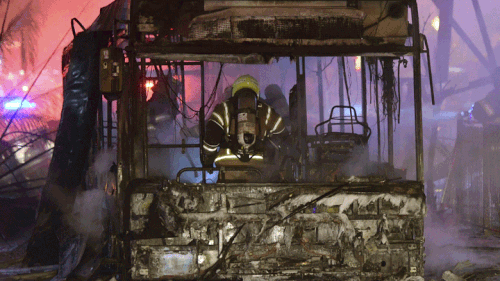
[203, 98, 285, 167]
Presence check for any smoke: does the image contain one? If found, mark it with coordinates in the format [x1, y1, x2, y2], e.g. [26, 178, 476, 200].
[148, 136, 218, 183]
[425, 217, 468, 275]
[27, 148, 120, 279]
[65, 148, 117, 240]
[424, 213, 500, 278]
[92, 148, 117, 176]
[69, 189, 107, 239]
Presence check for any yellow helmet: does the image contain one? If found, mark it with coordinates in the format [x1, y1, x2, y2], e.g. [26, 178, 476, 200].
[232, 75, 259, 97]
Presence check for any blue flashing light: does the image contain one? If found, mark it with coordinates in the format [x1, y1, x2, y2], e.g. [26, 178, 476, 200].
[3, 99, 36, 110]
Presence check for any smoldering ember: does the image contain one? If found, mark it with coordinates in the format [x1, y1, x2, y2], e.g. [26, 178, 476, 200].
[0, 0, 500, 280]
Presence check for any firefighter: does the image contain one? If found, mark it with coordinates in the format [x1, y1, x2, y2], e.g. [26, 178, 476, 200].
[147, 79, 179, 143]
[264, 84, 290, 130]
[202, 75, 286, 182]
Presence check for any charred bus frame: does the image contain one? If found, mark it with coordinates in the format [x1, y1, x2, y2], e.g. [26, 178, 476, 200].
[111, 0, 428, 279]
[118, 0, 424, 187]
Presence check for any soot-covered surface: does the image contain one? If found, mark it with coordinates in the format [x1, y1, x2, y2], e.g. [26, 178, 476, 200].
[2, 197, 500, 280]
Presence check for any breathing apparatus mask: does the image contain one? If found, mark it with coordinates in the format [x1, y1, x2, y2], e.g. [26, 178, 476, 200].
[233, 89, 258, 162]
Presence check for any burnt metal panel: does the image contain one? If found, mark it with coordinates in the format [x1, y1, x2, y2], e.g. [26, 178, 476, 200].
[189, 8, 365, 40]
[135, 40, 416, 61]
[134, 1, 409, 46]
[131, 240, 198, 279]
[127, 180, 425, 280]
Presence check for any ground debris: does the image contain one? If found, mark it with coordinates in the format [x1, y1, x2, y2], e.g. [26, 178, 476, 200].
[403, 277, 424, 281]
[451, 260, 475, 276]
[0, 265, 58, 280]
[462, 267, 500, 281]
[442, 270, 465, 281]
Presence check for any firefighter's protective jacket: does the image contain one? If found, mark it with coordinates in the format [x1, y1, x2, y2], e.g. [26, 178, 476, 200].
[202, 97, 286, 168]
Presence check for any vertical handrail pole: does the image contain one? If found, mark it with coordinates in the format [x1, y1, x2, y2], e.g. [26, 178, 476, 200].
[338, 57, 345, 133]
[411, 0, 424, 182]
[141, 58, 147, 177]
[361, 57, 368, 137]
[124, 0, 139, 277]
[317, 57, 325, 135]
[301, 57, 307, 180]
[296, 57, 307, 181]
[375, 60, 381, 163]
[181, 61, 187, 129]
[98, 91, 104, 150]
[108, 101, 113, 148]
[200, 62, 206, 184]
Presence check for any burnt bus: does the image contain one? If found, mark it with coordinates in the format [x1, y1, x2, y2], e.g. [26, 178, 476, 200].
[101, 0, 429, 280]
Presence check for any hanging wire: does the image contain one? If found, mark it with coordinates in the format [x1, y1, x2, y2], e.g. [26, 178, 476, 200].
[152, 62, 224, 121]
[368, 60, 373, 105]
[175, 118, 194, 138]
[322, 57, 338, 98]
[380, 59, 400, 127]
[341, 57, 353, 108]
[369, 1, 390, 35]
[341, 57, 354, 133]
[204, 63, 224, 111]
[306, 57, 335, 73]
[146, 64, 194, 138]
[163, 61, 199, 114]
[222, 70, 231, 86]
[397, 57, 408, 124]
[153, 63, 198, 119]
[346, 56, 360, 105]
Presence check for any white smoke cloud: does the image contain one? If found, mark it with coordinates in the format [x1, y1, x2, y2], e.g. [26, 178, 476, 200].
[424, 214, 500, 278]
[66, 148, 117, 239]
